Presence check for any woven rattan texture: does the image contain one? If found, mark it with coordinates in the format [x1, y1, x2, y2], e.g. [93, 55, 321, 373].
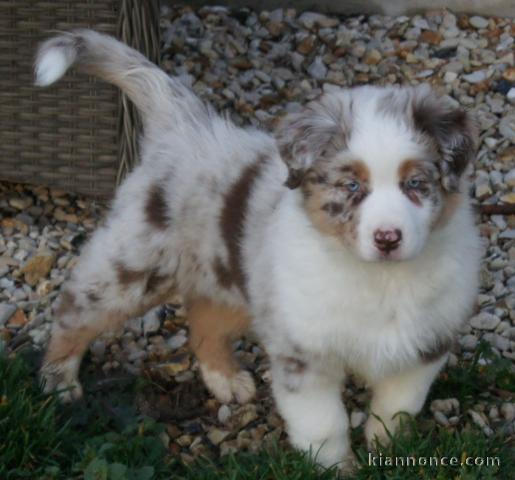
[0, 1, 160, 197]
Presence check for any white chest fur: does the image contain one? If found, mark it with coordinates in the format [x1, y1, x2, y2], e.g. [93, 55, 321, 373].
[258, 193, 480, 382]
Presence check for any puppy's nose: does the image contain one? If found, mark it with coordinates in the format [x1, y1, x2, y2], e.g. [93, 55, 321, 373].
[374, 228, 402, 253]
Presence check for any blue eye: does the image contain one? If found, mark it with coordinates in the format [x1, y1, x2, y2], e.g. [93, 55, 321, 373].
[347, 181, 361, 192]
[407, 178, 421, 189]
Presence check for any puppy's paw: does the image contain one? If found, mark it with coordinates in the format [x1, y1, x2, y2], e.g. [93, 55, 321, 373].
[364, 415, 392, 450]
[40, 358, 83, 402]
[339, 451, 359, 476]
[200, 364, 256, 404]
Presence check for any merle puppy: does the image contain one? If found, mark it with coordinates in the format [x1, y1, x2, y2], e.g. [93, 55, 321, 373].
[35, 30, 480, 470]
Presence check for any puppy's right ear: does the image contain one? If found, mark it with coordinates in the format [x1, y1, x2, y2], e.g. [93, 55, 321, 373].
[275, 96, 350, 189]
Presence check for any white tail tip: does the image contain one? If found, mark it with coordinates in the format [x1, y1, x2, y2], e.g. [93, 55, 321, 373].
[34, 44, 76, 86]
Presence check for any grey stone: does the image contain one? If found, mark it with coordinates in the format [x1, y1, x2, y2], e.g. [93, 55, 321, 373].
[298, 12, 338, 30]
[499, 113, 515, 142]
[469, 312, 500, 331]
[307, 56, 327, 80]
[500, 403, 515, 422]
[459, 334, 478, 351]
[462, 70, 490, 84]
[434, 411, 450, 426]
[0, 303, 17, 326]
[167, 332, 188, 350]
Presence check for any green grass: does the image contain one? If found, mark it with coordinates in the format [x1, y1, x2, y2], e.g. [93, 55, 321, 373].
[430, 340, 515, 407]
[1, 345, 513, 479]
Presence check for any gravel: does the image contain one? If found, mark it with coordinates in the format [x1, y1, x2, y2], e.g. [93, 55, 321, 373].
[1, 4, 514, 460]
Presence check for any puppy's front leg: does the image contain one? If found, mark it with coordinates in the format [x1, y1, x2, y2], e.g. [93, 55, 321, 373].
[365, 356, 447, 448]
[271, 354, 354, 471]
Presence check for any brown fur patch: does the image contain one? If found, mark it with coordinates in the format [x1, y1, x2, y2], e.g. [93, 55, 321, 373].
[418, 338, 452, 363]
[145, 183, 170, 230]
[187, 297, 251, 377]
[55, 290, 77, 318]
[279, 355, 307, 374]
[218, 157, 266, 295]
[302, 160, 369, 243]
[86, 291, 101, 303]
[398, 159, 439, 207]
[45, 310, 126, 365]
[145, 269, 171, 295]
[212, 257, 233, 289]
[115, 262, 146, 285]
[412, 98, 476, 192]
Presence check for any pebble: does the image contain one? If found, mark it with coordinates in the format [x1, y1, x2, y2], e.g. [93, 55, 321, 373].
[505, 170, 515, 188]
[433, 411, 450, 426]
[469, 410, 494, 436]
[218, 404, 232, 424]
[469, 312, 500, 331]
[167, 332, 188, 350]
[500, 403, 515, 422]
[501, 192, 515, 204]
[233, 404, 258, 429]
[21, 253, 55, 286]
[9, 196, 33, 210]
[469, 16, 489, 29]
[462, 70, 490, 84]
[307, 56, 327, 80]
[499, 114, 515, 143]
[207, 429, 231, 446]
[298, 12, 338, 30]
[160, 354, 191, 376]
[443, 71, 458, 83]
[6, 309, 28, 328]
[0, 303, 17, 326]
[430, 398, 460, 415]
[142, 309, 161, 335]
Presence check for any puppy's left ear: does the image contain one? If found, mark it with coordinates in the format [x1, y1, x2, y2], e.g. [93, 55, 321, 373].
[275, 96, 349, 189]
[412, 90, 478, 192]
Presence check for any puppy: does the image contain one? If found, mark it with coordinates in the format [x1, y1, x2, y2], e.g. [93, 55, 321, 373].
[35, 30, 481, 469]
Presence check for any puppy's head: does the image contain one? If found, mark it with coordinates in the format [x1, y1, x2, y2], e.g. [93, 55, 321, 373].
[276, 85, 477, 262]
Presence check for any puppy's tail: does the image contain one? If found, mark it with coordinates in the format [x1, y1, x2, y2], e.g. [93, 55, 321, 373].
[34, 29, 209, 131]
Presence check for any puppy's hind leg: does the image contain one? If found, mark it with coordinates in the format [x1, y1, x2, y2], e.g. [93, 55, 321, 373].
[188, 298, 255, 404]
[41, 220, 178, 401]
[41, 290, 126, 402]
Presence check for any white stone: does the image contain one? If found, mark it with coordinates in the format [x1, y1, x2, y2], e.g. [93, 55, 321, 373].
[459, 334, 478, 351]
[298, 12, 338, 30]
[469, 312, 500, 331]
[142, 308, 161, 335]
[469, 16, 489, 29]
[500, 403, 515, 422]
[430, 398, 460, 415]
[218, 404, 232, 423]
[434, 411, 449, 426]
[167, 333, 188, 350]
[462, 69, 489, 84]
[443, 71, 458, 83]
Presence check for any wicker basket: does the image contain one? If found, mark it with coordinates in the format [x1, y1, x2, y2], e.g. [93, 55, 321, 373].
[0, 0, 160, 197]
